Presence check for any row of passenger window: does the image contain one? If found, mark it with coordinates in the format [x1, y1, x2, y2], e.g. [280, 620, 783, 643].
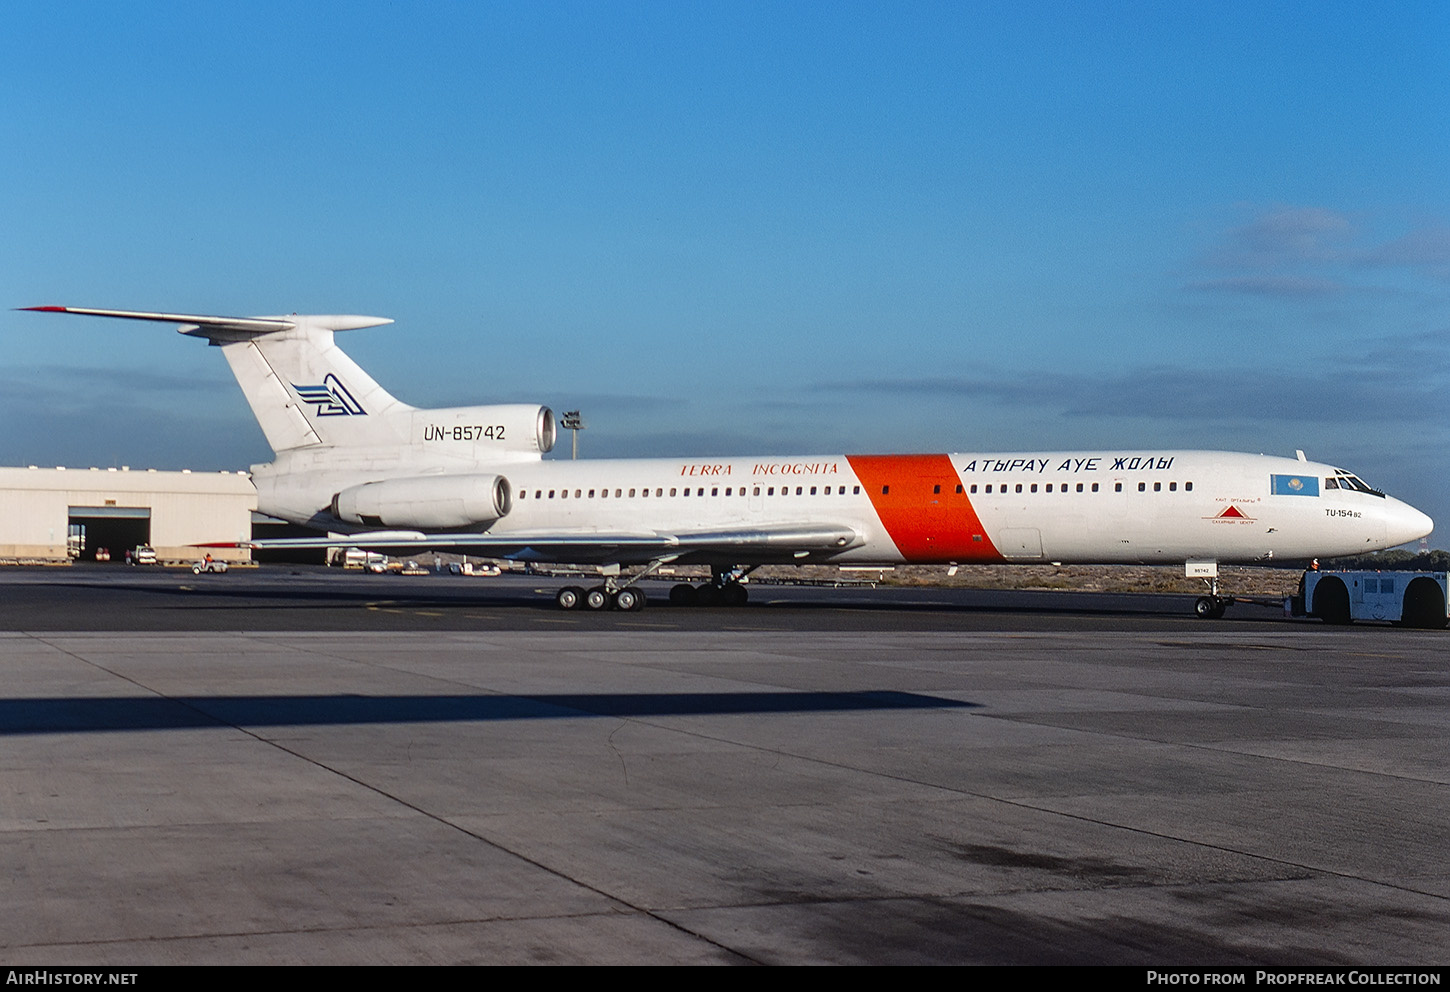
[518, 485, 867, 500]
[969, 481, 1194, 494]
[517, 480, 1196, 500]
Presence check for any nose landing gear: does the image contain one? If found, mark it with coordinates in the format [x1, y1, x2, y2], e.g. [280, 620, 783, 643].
[1194, 575, 1232, 619]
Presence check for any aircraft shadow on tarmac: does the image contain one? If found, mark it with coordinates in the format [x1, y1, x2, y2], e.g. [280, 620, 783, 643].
[0, 691, 979, 735]
[55, 576, 1232, 619]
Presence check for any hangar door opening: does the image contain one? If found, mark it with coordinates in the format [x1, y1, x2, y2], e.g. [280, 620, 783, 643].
[68, 506, 151, 562]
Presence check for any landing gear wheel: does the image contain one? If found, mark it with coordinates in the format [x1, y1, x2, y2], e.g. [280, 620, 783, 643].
[722, 582, 748, 607]
[584, 586, 610, 611]
[614, 587, 645, 612]
[1194, 596, 1226, 620]
[670, 583, 698, 606]
[696, 583, 723, 607]
[556, 586, 585, 610]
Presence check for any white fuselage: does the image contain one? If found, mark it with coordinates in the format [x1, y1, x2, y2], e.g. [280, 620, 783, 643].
[252, 448, 1432, 566]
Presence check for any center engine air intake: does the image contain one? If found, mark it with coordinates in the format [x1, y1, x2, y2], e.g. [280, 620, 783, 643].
[332, 474, 512, 529]
[410, 405, 557, 455]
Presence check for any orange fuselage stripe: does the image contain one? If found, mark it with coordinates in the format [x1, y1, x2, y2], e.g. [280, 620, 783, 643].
[846, 454, 1004, 563]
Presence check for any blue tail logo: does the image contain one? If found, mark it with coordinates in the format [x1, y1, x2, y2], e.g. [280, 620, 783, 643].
[292, 374, 366, 416]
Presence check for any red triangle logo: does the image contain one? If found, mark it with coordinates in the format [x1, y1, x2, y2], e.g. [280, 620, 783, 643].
[1218, 505, 1246, 518]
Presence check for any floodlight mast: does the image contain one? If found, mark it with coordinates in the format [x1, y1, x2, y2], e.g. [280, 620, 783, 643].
[561, 411, 585, 460]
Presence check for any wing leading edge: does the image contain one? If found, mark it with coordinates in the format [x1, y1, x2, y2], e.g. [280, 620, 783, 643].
[232, 523, 862, 564]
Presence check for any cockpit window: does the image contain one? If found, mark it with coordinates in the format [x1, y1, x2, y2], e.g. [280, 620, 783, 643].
[1330, 471, 1385, 497]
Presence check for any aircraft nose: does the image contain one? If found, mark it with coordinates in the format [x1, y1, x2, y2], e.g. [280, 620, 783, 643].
[1385, 498, 1433, 547]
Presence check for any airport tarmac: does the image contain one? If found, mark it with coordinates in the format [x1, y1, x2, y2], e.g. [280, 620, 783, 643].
[0, 564, 1273, 632]
[0, 567, 1446, 964]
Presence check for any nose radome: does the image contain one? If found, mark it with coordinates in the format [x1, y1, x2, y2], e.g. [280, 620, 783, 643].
[1387, 499, 1433, 547]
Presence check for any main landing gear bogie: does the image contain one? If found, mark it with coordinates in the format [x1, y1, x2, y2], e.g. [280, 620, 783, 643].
[668, 581, 749, 608]
[555, 585, 647, 612]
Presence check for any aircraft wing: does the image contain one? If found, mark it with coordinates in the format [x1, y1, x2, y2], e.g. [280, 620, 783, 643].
[234, 523, 862, 564]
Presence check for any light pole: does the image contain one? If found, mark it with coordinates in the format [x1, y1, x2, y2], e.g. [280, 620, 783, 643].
[561, 410, 585, 459]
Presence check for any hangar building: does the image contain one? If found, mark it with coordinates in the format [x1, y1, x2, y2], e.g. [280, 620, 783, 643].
[0, 466, 257, 562]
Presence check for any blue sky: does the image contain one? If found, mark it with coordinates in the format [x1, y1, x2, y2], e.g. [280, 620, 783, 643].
[4, 2, 1449, 538]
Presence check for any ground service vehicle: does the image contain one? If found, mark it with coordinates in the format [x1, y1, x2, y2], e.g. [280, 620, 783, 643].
[449, 561, 502, 576]
[1290, 570, 1449, 627]
[340, 548, 388, 572]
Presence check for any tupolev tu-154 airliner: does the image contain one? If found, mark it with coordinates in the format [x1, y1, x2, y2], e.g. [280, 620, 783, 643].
[24, 306, 1433, 615]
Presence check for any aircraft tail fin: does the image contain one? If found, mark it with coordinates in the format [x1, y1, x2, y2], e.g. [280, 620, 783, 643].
[20, 307, 412, 454]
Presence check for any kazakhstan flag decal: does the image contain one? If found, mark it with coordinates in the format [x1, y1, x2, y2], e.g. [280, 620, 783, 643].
[1271, 474, 1320, 496]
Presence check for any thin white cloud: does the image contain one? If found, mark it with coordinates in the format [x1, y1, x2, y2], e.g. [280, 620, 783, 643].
[1207, 206, 1356, 269]
[1363, 226, 1450, 281]
[1186, 275, 1342, 298]
[1188, 205, 1450, 299]
[818, 330, 1450, 425]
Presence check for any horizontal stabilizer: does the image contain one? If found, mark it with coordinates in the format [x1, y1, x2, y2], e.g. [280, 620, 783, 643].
[19, 307, 393, 338]
[21, 306, 295, 335]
